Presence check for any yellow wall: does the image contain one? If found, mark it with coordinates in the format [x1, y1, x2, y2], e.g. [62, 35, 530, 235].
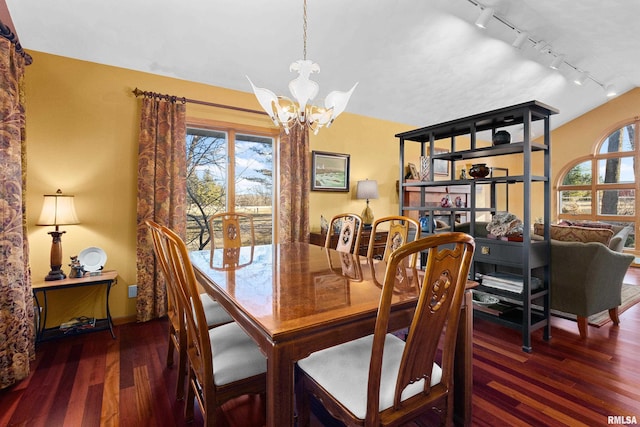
[307, 113, 415, 230]
[24, 50, 640, 323]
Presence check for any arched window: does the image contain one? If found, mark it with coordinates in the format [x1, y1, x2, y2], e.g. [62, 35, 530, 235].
[557, 120, 638, 250]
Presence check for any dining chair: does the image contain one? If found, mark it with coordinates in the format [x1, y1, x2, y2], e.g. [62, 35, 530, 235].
[145, 220, 233, 400]
[368, 215, 421, 265]
[296, 232, 475, 426]
[161, 225, 267, 426]
[325, 213, 363, 254]
[208, 212, 255, 250]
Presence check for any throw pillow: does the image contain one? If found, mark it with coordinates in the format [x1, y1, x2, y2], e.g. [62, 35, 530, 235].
[533, 223, 613, 245]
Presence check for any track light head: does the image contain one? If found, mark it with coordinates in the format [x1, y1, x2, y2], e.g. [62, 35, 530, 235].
[475, 7, 494, 29]
[605, 84, 618, 97]
[512, 32, 528, 49]
[573, 72, 588, 86]
[549, 55, 565, 70]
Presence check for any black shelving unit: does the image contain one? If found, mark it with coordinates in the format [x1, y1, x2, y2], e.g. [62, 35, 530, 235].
[396, 100, 558, 352]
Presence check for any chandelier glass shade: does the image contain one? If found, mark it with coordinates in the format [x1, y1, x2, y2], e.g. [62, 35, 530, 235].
[248, 0, 357, 135]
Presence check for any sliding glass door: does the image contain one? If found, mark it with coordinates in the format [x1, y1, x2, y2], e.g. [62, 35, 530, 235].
[185, 126, 275, 250]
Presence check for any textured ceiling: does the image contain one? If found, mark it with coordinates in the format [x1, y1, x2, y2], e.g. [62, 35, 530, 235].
[6, 0, 640, 134]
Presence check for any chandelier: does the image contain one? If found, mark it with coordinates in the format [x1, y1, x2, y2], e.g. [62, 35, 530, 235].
[247, 0, 358, 135]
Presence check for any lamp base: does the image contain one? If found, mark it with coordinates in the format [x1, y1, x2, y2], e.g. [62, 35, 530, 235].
[361, 203, 374, 227]
[46, 229, 66, 281]
[45, 266, 66, 281]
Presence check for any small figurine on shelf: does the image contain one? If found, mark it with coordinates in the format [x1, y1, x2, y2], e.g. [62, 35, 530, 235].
[320, 215, 329, 235]
[68, 255, 87, 278]
[460, 168, 467, 180]
[440, 195, 452, 208]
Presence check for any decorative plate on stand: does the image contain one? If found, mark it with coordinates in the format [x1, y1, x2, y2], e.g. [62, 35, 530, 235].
[78, 247, 107, 272]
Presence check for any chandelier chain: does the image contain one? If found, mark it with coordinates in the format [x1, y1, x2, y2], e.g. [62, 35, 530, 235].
[303, 0, 307, 60]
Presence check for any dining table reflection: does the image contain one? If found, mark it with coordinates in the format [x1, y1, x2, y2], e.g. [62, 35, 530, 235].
[190, 242, 472, 427]
[194, 243, 418, 324]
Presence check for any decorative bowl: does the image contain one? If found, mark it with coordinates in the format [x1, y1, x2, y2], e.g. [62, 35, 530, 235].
[493, 130, 511, 145]
[469, 163, 491, 178]
[472, 291, 500, 306]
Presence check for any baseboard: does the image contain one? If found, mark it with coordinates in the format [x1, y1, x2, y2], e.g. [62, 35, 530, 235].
[112, 315, 137, 326]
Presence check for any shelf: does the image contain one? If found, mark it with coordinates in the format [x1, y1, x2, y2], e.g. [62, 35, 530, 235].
[37, 318, 112, 342]
[475, 283, 549, 300]
[395, 100, 559, 142]
[397, 100, 555, 352]
[474, 307, 550, 335]
[431, 141, 549, 161]
[402, 175, 548, 188]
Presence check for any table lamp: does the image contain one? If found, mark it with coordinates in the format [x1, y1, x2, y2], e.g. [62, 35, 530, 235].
[36, 189, 80, 281]
[356, 179, 379, 228]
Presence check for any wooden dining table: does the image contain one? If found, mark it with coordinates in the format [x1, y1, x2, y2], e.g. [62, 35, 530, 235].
[190, 242, 473, 427]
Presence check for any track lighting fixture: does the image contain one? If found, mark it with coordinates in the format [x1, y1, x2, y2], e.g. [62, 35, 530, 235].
[605, 84, 618, 97]
[512, 32, 528, 49]
[549, 54, 565, 70]
[466, 0, 616, 96]
[573, 71, 588, 86]
[475, 7, 494, 28]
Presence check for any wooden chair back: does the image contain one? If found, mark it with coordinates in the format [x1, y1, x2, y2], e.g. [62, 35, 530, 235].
[162, 226, 215, 421]
[368, 215, 421, 264]
[325, 213, 363, 254]
[297, 232, 474, 426]
[145, 219, 187, 398]
[208, 212, 255, 250]
[369, 232, 474, 425]
[161, 225, 265, 425]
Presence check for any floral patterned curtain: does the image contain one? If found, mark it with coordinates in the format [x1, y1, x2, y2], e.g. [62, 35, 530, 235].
[279, 125, 310, 243]
[135, 96, 186, 322]
[0, 35, 33, 389]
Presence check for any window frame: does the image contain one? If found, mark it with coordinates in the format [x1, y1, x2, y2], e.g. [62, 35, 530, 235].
[186, 117, 280, 246]
[556, 118, 639, 250]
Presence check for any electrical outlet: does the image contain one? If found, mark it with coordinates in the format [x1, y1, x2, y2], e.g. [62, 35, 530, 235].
[128, 285, 137, 298]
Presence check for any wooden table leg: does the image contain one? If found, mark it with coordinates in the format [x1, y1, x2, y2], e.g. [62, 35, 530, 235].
[267, 345, 295, 427]
[454, 290, 473, 426]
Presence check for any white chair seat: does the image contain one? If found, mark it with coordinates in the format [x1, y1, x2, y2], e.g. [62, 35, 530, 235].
[209, 321, 267, 386]
[297, 334, 442, 420]
[200, 293, 234, 327]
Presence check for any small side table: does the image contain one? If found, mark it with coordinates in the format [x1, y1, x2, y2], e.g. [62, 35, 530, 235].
[32, 270, 118, 343]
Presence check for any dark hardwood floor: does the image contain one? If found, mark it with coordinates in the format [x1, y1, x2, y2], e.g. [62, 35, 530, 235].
[2, 268, 640, 427]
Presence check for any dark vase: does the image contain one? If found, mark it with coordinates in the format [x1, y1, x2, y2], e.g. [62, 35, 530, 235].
[469, 163, 491, 178]
[493, 130, 511, 145]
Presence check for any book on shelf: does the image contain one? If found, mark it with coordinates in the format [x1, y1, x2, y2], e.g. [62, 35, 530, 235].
[60, 316, 96, 331]
[479, 272, 542, 293]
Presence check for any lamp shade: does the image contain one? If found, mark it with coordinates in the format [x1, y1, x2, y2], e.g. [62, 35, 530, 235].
[36, 190, 80, 226]
[356, 180, 379, 200]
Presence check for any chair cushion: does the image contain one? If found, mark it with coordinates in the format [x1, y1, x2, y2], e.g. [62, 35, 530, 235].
[297, 334, 442, 420]
[209, 322, 266, 386]
[200, 293, 234, 327]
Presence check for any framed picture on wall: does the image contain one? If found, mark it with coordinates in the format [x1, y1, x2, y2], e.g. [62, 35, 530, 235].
[312, 151, 350, 192]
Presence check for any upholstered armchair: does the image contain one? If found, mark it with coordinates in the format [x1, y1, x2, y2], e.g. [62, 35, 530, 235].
[550, 240, 634, 338]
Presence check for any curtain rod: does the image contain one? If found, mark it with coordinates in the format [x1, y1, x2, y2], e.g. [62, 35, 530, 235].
[0, 20, 32, 65]
[132, 87, 268, 117]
